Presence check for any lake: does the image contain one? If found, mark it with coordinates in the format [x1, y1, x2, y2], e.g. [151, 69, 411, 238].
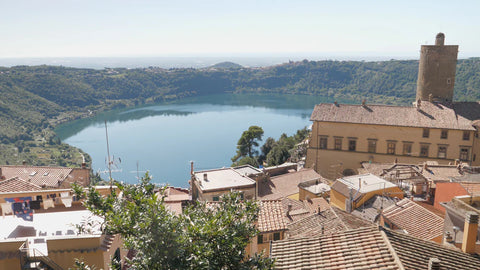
[55, 94, 337, 187]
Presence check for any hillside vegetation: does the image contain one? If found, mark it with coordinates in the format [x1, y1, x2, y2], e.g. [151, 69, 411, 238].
[1, 58, 479, 165]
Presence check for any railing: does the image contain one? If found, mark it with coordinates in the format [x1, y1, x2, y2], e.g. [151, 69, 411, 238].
[19, 242, 64, 270]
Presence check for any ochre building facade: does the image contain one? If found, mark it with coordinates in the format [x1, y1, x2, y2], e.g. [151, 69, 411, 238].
[306, 33, 480, 179]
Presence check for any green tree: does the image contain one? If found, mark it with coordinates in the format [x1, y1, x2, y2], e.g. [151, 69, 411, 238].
[231, 126, 264, 163]
[73, 174, 274, 270]
[258, 137, 276, 165]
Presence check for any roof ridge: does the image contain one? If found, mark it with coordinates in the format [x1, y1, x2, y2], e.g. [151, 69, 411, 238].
[379, 228, 406, 270]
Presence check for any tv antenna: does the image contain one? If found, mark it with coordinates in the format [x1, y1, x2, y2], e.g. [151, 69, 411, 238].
[103, 120, 122, 188]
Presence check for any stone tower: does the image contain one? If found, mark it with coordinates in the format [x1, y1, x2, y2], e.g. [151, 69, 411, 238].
[416, 33, 459, 103]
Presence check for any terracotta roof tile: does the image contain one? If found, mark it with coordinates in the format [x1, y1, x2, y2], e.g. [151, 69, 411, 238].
[384, 227, 480, 270]
[272, 227, 402, 270]
[257, 200, 287, 233]
[0, 166, 73, 188]
[382, 198, 444, 241]
[258, 169, 324, 200]
[310, 101, 477, 130]
[0, 177, 42, 192]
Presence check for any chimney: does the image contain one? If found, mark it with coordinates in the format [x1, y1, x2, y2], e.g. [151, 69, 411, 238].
[361, 99, 366, 107]
[81, 162, 86, 169]
[416, 99, 422, 110]
[22, 160, 27, 166]
[429, 93, 433, 102]
[334, 101, 338, 107]
[461, 212, 479, 254]
[428, 258, 441, 270]
[190, 161, 194, 176]
[203, 173, 208, 182]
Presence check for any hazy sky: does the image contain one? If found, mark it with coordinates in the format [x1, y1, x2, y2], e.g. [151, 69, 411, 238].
[1, 0, 479, 58]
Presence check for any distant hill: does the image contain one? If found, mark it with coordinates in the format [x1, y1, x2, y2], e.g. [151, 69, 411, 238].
[1, 58, 480, 143]
[209, 61, 243, 69]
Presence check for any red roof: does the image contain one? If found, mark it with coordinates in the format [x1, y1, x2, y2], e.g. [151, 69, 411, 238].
[0, 177, 42, 193]
[383, 198, 444, 241]
[433, 182, 469, 213]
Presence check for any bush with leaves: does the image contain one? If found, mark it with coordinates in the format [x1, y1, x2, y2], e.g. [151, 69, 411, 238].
[72, 174, 274, 270]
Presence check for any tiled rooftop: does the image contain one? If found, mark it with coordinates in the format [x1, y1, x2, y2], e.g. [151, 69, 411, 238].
[382, 198, 444, 241]
[383, 227, 480, 270]
[257, 200, 287, 233]
[258, 168, 324, 200]
[272, 227, 402, 270]
[0, 177, 42, 193]
[310, 101, 478, 131]
[272, 225, 480, 270]
[0, 165, 73, 188]
[287, 206, 373, 239]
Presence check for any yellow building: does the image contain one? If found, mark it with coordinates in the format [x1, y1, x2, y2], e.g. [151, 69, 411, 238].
[306, 33, 480, 179]
[0, 186, 124, 269]
[0, 209, 124, 270]
[330, 173, 404, 212]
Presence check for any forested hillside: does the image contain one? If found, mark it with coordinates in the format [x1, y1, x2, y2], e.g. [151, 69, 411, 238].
[0, 58, 479, 165]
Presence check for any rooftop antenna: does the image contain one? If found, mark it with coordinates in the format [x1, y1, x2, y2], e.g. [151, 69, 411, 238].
[105, 120, 113, 188]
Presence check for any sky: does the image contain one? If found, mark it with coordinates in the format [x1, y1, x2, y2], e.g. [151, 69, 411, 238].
[1, 0, 479, 59]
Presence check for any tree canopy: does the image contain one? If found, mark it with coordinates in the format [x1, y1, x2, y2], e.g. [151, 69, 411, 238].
[73, 175, 274, 270]
[231, 126, 264, 165]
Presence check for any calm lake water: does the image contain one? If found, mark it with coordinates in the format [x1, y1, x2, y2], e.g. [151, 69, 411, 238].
[56, 94, 338, 187]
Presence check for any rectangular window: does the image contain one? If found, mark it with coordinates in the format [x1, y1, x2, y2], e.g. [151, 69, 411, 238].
[387, 142, 396, 155]
[348, 140, 356, 151]
[257, 235, 263, 244]
[460, 148, 470, 161]
[319, 136, 328, 149]
[423, 128, 430, 138]
[273, 232, 281, 241]
[334, 137, 342, 150]
[420, 145, 429, 157]
[367, 140, 376, 153]
[438, 146, 447, 159]
[212, 196, 219, 202]
[441, 130, 448, 139]
[463, 131, 471, 141]
[403, 143, 412, 156]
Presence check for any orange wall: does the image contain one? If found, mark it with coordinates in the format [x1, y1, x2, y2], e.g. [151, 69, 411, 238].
[434, 182, 468, 213]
